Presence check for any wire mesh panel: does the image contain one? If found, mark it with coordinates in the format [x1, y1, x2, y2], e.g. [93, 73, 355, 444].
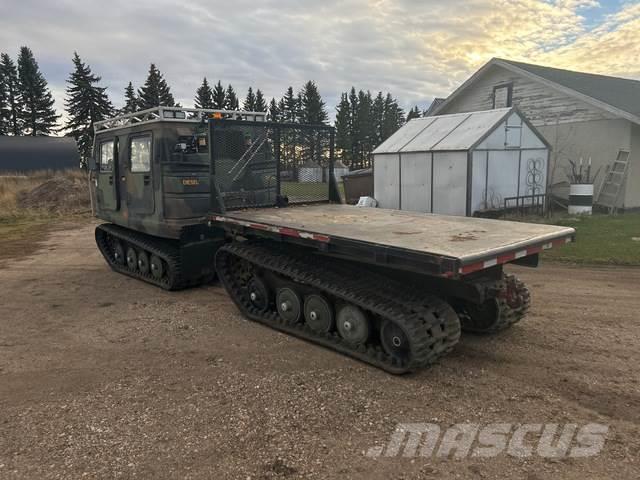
[209, 120, 336, 211]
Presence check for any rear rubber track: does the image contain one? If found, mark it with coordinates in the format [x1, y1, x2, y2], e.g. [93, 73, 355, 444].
[216, 241, 461, 374]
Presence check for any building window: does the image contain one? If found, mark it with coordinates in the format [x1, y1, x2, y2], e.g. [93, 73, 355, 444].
[130, 136, 152, 173]
[99, 140, 114, 171]
[493, 84, 513, 108]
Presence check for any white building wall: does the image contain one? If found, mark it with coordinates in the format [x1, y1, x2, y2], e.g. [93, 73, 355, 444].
[432, 152, 467, 215]
[400, 152, 432, 212]
[471, 150, 488, 213]
[485, 150, 520, 209]
[373, 153, 400, 208]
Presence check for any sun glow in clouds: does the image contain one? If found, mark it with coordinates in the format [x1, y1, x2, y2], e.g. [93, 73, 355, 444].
[0, 0, 637, 115]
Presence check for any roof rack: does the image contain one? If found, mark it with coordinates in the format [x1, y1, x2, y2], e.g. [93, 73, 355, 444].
[94, 106, 267, 133]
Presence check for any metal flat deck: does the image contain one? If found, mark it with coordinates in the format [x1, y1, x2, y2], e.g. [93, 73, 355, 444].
[215, 205, 574, 269]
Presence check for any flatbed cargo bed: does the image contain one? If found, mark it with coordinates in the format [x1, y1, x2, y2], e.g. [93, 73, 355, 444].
[210, 204, 574, 278]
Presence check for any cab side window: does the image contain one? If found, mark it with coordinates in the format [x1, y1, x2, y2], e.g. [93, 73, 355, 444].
[130, 136, 152, 173]
[99, 140, 114, 171]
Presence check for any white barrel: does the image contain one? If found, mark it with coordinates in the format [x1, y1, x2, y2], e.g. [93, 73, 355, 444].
[568, 183, 593, 215]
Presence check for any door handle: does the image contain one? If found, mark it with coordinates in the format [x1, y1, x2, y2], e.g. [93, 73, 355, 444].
[143, 175, 151, 185]
[121, 176, 126, 182]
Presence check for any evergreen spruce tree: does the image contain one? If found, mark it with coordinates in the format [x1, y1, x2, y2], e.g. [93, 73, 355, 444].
[194, 77, 214, 109]
[17, 46, 59, 136]
[381, 93, 404, 142]
[282, 86, 298, 123]
[225, 84, 239, 110]
[355, 90, 374, 167]
[243, 86, 256, 111]
[137, 63, 176, 109]
[212, 80, 226, 109]
[299, 81, 327, 125]
[254, 89, 267, 112]
[371, 92, 385, 147]
[334, 92, 351, 164]
[0, 58, 6, 135]
[0, 53, 21, 135]
[348, 87, 360, 165]
[64, 52, 114, 161]
[407, 105, 421, 121]
[122, 82, 138, 114]
[268, 97, 280, 122]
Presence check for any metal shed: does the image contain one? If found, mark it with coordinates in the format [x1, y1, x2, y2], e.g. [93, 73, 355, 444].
[372, 107, 550, 216]
[0, 136, 80, 172]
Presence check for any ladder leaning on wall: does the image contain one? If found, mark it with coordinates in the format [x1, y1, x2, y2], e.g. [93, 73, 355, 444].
[595, 149, 631, 214]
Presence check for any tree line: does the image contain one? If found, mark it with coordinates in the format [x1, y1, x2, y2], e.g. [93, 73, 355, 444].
[0, 47, 419, 167]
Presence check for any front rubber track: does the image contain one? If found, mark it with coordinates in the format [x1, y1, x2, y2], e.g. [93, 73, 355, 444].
[95, 224, 210, 291]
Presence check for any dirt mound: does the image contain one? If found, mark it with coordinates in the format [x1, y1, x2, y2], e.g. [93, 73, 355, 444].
[16, 175, 90, 213]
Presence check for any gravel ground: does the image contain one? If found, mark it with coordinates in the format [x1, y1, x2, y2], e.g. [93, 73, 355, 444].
[0, 221, 639, 479]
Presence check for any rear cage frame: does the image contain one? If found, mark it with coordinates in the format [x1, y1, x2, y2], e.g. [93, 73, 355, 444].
[207, 118, 341, 214]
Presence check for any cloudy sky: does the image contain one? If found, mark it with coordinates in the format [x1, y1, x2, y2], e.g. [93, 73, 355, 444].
[1, 0, 639, 124]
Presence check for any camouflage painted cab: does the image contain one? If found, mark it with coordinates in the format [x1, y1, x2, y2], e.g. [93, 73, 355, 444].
[90, 107, 266, 289]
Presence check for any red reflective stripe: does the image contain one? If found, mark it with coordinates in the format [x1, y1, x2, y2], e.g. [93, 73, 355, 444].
[459, 262, 484, 275]
[458, 234, 573, 275]
[312, 234, 330, 243]
[211, 216, 331, 243]
[497, 252, 516, 264]
[278, 227, 301, 238]
[526, 245, 542, 255]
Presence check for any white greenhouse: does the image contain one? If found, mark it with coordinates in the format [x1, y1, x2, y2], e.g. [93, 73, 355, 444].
[372, 107, 550, 216]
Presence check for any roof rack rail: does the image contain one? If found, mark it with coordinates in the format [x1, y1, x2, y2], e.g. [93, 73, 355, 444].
[94, 106, 267, 133]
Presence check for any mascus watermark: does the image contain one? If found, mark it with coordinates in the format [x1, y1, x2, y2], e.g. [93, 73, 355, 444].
[366, 423, 609, 459]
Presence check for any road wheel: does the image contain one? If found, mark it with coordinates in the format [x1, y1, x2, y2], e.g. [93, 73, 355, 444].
[126, 246, 138, 271]
[336, 305, 369, 345]
[137, 250, 150, 275]
[304, 294, 334, 333]
[247, 276, 270, 312]
[150, 254, 164, 280]
[380, 320, 411, 363]
[276, 287, 302, 324]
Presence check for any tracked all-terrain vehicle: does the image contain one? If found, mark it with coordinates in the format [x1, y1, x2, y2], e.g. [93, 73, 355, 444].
[90, 106, 574, 374]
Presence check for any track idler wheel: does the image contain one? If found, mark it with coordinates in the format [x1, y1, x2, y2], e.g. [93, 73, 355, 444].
[277, 287, 302, 324]
[304, 294, 334, 333]
[336, 305, 369, 346]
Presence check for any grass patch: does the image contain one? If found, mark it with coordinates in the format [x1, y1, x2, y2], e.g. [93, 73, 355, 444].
[538, 213, 640, 265]
[281, 181, 345, 202]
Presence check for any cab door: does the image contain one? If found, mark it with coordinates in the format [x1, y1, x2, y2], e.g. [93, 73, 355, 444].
[125, 134, 155, 215]
[96, 138, 119, 211]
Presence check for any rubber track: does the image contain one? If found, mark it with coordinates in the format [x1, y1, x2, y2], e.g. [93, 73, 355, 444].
[459, 274, 531, 334]
[216, 242, 461, 374]
[95, 224, 206, 290]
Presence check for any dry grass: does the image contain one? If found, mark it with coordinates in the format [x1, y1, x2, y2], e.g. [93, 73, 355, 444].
[0, 170, 91, 244]
[0, 169, 88, 218]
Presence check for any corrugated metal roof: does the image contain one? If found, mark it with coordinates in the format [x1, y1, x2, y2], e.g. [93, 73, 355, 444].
[373, 108, 511, 154]
[373, 116, 437, 154]
[501, 59, 640, 119]
[0, 136, 80, 172]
